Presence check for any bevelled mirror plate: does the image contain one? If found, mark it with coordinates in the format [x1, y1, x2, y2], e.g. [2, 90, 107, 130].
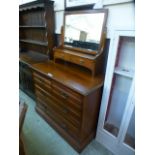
[64, 10, 107, 53]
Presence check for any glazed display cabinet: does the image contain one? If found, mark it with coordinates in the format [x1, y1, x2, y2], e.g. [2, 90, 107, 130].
[96, 30, 135, 155]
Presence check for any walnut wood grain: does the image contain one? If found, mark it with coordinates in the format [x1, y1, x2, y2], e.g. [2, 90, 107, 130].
[32, 61, 104, 95]
[32, 61, 104, 152]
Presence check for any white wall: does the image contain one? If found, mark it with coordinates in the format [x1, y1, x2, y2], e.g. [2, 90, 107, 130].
[54, 1, 135, 36]
[104, 3, 135, 38]
[19, 0, 135, 36]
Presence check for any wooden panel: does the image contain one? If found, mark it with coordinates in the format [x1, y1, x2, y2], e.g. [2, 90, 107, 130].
[20, 28, 47, 42]
[51, 85, 82, 111]
[51, 79, 83, 103]
[54, 50, 69, 60]
[19, 61, 35, 99]
[34, 77, 51, 91]
[36, 93, 81, 128]
[54, 50, 94, 72]
[19, 0, 55, 58]
[69, 54, 94, 70]
[20, 42, 48, 54]
[37, 101, 80, 138]
[32, 62, 104, 95]
[33, 72, 51, 85]
[35, 84, 82, 119]
[36, 105, 96, 152]
[20, 9, 45, 26]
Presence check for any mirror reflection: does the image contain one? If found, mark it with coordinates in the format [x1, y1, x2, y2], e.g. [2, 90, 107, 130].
[64, 12, 105, 51]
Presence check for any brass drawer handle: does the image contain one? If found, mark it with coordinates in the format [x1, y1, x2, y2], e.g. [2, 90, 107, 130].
[60, 92, 68, 99]
[79, 59, 84, 64]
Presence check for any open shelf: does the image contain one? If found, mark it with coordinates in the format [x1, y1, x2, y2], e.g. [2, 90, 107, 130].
[20, 39, 48, 46]
[19, 25, 46, 28]
[114, 67, 134, 79]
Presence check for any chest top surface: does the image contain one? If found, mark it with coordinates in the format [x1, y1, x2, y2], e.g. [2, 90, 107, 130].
[32, 61, 104, 95]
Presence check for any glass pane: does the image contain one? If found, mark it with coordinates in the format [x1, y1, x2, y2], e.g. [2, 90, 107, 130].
[115, 36, 135, 73]
[103, 74, 132, 137]
[64, 13, 105, 51]
[124, 108, 135, 149]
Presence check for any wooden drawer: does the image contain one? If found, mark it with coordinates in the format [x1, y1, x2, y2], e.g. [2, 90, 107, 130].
[33, 72, 51, 86]
[51, 80, 83, 104]
[34, 84, 52, 98]
[35, 87, 82, 128]
[34, 77, 52, 92]
[37, 101, 80, 138]
[54, 51, 70, 61]
[69, 55, 94, 70]
[35, 83, 82, 116]
[54, 51, 94, 71]
[51, 88, 82, 114]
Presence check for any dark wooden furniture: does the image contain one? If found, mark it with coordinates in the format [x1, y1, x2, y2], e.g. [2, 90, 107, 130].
[32, 61, 103, 152]
[31, 9, 108, 152]
[19, 0, 55, 58]
[53, 9, 108, 76]
[19, 61, 35, 99]
[19, 0, 55, 98]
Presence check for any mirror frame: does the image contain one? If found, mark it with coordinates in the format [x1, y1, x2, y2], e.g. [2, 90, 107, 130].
[62, 9, 108, 55]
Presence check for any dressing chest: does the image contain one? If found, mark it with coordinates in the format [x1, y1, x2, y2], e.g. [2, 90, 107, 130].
[19, 5, 108, 152]
[32, 9, 108, 152]
[32, 61, 104, 152]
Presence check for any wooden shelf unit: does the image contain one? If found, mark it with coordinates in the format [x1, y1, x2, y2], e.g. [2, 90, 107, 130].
[19, 0, 55, 58]
[20, 39, 48, 46]
[19, 0, 55, 99]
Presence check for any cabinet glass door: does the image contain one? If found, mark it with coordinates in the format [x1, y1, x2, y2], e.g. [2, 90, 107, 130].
[124, 107, 135, 149]
[96, 31, 135, 155]
[103, 36, 135, 137]
[103, 74, 132, 137]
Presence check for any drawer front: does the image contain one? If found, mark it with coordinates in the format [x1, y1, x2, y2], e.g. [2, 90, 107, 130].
[33, 72, 51, 86]
[35, 87, 82, 128]
[35, 84, 82, 117]
[54, 51, 70, 61]
[70, 55, 94, 70]
[51, 88, 82, 115]
[37, 101, 80, 138]
[54, 51, 94, 71]
[34, 84, 52, 98]
[34, 77, 52, 92]
[51, 80, 83, 104]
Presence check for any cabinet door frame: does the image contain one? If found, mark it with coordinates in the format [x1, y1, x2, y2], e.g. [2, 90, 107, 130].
[96, 29, 135, 155]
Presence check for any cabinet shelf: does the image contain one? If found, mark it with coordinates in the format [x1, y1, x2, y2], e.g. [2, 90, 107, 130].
[20, 39, 48, 46]
[19, 0, 54, 12]
[114, 67, 134, 78]
[19, 25, 46, 28]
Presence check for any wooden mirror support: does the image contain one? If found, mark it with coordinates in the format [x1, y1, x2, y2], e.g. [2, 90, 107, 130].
[53, 9, 108, 76]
